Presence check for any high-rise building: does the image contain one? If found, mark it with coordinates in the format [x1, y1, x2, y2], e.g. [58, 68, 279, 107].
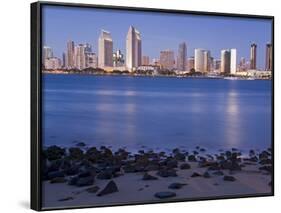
[142, 56, 150, 66]
[98, 30, 113, 68]
[66, 40, 75, 69]
[187, 57, 195, 71]
[265, 43, 272, 71]
[250, 43, 257, 69]
[177, 42, 187, 71]
[43, 46, 53, 66]
[44, 57, 61, 70]
[221, 49, 231, 73]
[213, 59, 221, 71]
[230, 49, 237, 74]
[239, 57, 246, 71]
[159, 49, 175, 70]
[62, 52, 66, 68]
[126, 26, 142, 70]
[86, 53, 98, 68]
[84, 43, 92, 53]
[113, 50, 125, 67]
[194, 49, 210, 72]
[74, 44, 86, 70]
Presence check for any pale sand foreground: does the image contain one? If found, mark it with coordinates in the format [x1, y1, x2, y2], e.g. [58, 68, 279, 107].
[42, 163, 271, 208]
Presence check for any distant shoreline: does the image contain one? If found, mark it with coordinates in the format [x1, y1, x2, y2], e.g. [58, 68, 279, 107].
[42, 71, 271, 81]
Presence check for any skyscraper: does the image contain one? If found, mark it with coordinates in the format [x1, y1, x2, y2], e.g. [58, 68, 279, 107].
[187, 57, 195, 71]
[62, 52, 66, 68]
[113, 50, 125, 67]
[194, 49, 210, 72]
[86, 53, 98, 68]
[177, 42, 187, 71]
[250, 43, 257, 70]
[142, 56, 150, 66]
[98, 30, 113, 68]
[230, 49, 237, 74]
[74, 44, 86, 70]
[265, 43, 272, 71]
[221, 49, 231, 73]
[43, 46, 53, 65]
[66, 40, 75, 69]
[126, 26, 142, 70]
[159, 50, 174, 70]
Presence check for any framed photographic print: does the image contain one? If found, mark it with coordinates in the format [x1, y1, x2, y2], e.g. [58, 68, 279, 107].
[31, 1, 274, 211]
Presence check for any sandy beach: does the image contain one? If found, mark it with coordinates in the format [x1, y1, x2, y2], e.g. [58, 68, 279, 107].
[41, 145, 272, 208]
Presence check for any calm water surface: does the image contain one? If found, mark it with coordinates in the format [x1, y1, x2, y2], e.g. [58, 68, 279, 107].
[42, 74, 272, 152]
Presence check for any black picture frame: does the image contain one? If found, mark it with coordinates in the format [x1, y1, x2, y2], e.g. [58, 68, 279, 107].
[31, 1, 274, 211]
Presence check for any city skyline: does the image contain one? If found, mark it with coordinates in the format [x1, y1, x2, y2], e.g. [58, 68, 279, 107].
[42, 6, 272, 70]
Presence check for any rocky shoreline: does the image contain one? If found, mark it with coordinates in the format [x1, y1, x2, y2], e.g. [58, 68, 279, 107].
[42, 144, 272, 207]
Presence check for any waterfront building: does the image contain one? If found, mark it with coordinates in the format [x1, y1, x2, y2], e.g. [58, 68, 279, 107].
[126, 26, 142, 71]
[43, 46, 53, 66]
[98, 30, 113, 68]
[66, 40, 75, 69]
[113, 50, 125, 67]
[177, 42, 187, 71]
[62, 52, 66, 68]
[159, 49, 175, 70]
[74, 44, 86, 70]
[213, 59, 221, 71]
[187, 57, 195, 71]
[238, 57, 246, 71]
[221, 49, 231, 73]
[265, 43, 272, 71]
[86, 52, 98, 68]
[142, 55, 150, 66]
[230, 49, 237, 74]
[250, 43, 257, 69]
[44, 57, 61, 70]
[194, 49, 210, 72]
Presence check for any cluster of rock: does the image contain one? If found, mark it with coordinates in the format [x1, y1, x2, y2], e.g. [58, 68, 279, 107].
[42, 144, 272, 201]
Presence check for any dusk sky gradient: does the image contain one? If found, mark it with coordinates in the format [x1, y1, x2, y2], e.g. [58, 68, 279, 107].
[42, 5, 272, 69]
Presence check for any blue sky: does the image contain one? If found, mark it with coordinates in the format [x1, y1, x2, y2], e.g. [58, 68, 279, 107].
[42, 5, 272, 69]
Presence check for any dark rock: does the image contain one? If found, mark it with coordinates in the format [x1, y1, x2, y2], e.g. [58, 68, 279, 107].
[157, 169, 177, 177]
[68, 176, 79, 185]
[76, 142, 86, 147]
[259, 151, 270, 160]
[174, 153, 186, 161]
[200, 148, 206, 152]
[96, 171, 113, 180]
[48, 171, 65, 179]
[193, 151, 199, 155]
[180, 163, 191, 170]
[78, 170, 95, 178]
[259, 165, 272, 173]
[168, 183, 187, 189]
[58, 196, 74, 202]
[249, 149, 255, 157]
[123, 164, 137, 173]
[188, 155, 196, 162]
[142, 173, 158, 180]
[97, 180, 118, 196]
[223, 175, 236, 182]
[44, 145, 65, 161]
[191, 172, 201, 178]
[76, 176, 94, 187]
[259, 159, 272, 165]
[154, 191, 176, 199]
[166, 159, 178, 168]
[203, 171, 211, 178]
[50, 177, 66, 184]
[69, 147, 84, 160]
[86, 186, 100, 193]
[145, 164, 159, 171]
